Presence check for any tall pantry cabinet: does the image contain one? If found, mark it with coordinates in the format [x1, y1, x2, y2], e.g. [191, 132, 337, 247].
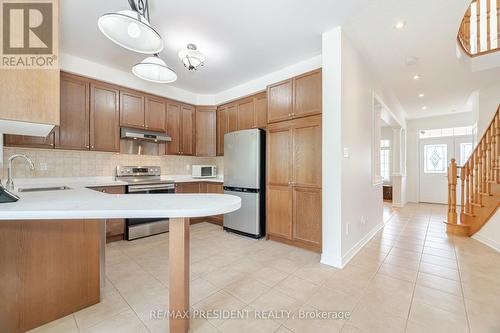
[266, 69, 322, 252]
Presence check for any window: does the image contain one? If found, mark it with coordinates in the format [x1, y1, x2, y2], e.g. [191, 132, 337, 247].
[419, 126, 474, 139]
[460, 142, 473, 165]
[424, 144, 447, 173]
[380, 140, 391, 181]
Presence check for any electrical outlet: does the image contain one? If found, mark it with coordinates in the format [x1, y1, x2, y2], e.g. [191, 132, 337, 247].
[186, 164, 190, 170]
[39, 162, 47, 171]
[361, 216, 366, 225]
[346, 223, 349, 236]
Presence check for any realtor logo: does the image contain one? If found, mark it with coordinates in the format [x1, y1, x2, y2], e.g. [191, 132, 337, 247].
[1, 0, 57, 68]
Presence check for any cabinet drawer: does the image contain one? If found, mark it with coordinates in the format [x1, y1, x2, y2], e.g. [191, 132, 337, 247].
[88, 186, 125, 194]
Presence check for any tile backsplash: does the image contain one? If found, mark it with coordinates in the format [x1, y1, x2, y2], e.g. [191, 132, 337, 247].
[1, 147, 223, 179]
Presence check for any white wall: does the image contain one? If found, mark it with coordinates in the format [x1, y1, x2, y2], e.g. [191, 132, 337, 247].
[322, 27, 404, 268]
[473, 210, 500, 252]
[406, 112, 474, 202]
[61, 53, 215, 105]
[473, 84, 500, 138]
[213, 55, 322, 105]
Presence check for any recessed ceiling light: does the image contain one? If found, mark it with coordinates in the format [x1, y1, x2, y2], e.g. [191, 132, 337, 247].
[419, 93, 425, 98]
[394, 21, 406, 29]
[422, 106, 427, 110]
[413, 74, 421, 80]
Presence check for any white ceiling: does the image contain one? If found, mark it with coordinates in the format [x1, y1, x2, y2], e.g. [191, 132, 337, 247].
[61, 0, 364, 94]
[61, 0, 500, 118]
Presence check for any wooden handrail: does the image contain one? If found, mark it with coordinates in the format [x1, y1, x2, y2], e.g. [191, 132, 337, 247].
[447, 106, 500, 232]
[458, 0, 500, 57]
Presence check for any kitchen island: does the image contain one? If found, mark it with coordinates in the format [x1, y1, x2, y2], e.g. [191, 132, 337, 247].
[0, 184, 240, 333]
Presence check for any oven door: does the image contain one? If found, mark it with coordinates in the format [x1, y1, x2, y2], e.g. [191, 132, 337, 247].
[126, 183, 175, 240]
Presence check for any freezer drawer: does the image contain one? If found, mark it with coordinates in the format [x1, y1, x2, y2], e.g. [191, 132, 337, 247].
[223, 189, 263, 238]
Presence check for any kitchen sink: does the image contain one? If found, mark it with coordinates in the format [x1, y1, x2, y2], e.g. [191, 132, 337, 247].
[17, 186, 72, 192]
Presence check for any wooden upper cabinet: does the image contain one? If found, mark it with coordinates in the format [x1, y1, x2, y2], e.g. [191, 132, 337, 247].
[237, 98, 255, 130]
[120, 89, 145, 129]
[166, 101, 181, 155]
[267, 79, 293, 123]
[4, 132, 55, 149]
[293, 69, 322, 118]
[227, 104, 238, 133]
[267, 126, 291, 186]
[292, 115, 322, 188]
[181, 104, 196, 156]
[195, 106, 216, 157]
[90, 82, 120, 152]
[145, 96, 166, 132]
[293, 187, 321, 247]
[56, 73, 90, 150]
[216, 107, 228, 156]
[254, 92, 267, 128]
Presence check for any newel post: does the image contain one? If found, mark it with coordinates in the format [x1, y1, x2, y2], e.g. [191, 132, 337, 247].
[447, 159, 458, 224]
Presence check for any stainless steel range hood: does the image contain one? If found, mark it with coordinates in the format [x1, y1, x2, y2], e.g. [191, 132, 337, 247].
[120, 127, 171, 142]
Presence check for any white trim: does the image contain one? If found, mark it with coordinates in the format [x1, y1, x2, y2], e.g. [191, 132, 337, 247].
[322, 222, 384, 269]
[472, 233, 500, 253]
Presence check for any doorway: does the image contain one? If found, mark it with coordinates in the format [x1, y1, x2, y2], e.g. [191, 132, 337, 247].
[419, 129, 473, 204]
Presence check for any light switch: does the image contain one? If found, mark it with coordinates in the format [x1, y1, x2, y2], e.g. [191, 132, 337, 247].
[343, 147, 349, 158]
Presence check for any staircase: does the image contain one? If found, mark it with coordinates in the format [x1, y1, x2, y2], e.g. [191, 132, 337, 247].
[446, 106, 500, 236]
[458, 0, 499, 56]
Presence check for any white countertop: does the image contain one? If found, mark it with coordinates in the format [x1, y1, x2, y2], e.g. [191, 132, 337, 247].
[0, 176, 239, 220]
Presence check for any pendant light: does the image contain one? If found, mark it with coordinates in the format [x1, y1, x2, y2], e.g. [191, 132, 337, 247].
[98, 0, 163, 54]
[132, 55, 177, 83]
[178, 44, 205, 70]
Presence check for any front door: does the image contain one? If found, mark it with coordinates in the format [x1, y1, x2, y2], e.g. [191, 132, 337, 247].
[419, 136, 473, 204]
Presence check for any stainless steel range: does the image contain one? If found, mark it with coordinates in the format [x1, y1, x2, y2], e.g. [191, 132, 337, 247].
[116, 166, 175, 240]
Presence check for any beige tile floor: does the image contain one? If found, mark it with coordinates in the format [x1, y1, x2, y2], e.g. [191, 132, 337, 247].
[29, 203, 500, 333]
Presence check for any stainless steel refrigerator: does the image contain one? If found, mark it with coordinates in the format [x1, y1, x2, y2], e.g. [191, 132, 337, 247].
[223, 129, 265, 238]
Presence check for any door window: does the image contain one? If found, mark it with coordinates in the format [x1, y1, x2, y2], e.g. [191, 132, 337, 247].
[424, 144, 447, 173]
[459, 142, 473, 166]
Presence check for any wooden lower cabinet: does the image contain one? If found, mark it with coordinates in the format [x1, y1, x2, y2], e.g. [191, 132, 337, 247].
[0, 219, 101, 333]
[292, 187, 321, 249]
[88, 186, 126, 242]
[266, 185, 292, 239]
[177, 182, 224, 225]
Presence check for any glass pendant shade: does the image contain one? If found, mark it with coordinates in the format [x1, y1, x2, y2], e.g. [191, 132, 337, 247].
[98, 10, 163, 54]
[178, 44, 205, 70]
[132, 56, 177, 83]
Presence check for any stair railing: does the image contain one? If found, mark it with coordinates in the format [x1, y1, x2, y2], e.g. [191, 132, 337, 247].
[458, 0, 500, 57]
[447, 107, 500, 230]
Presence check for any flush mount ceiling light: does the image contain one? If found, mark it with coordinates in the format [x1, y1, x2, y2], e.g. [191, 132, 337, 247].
[132, 55, 177, 83]
[413, 74, 421, 80]
[178, 44, 206, 70]
[422, 106, 428, 110]
[419, 93, 425, 98]
[98, 0, 163, 54]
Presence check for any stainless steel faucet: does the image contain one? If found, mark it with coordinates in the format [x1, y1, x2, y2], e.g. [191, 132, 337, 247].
[6, 154, 35, 191]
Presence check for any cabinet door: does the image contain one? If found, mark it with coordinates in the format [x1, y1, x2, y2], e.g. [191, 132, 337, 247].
[216, 107, 228, 156]
[181, 104, 196, 155]
[267, 185, 292, 240]
[237, 98, 254, 130]
[120, 90, 145, 129]
[4, 132, 55, 149]
[166, 101, 181, 155]
[267, 126, 291, 186]
[145, 96, 166, 132]
[293, 69, 322, 118]
[267, 79, 292, 123]
[227, 104, 238, 133]
[254, 92, 267, 128]
[90, 83, 120, 152]
[293, 187, 321, 249]
[292, 115, 322, 188]
[175, 182, 200, 193]
[195, 106, 216, 157]
[205, 182, 224, 193]
[56, 73, 90, 150]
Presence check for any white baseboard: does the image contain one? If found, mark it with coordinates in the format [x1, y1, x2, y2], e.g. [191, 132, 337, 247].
[472, 234, 500, 253]
[340, 222, 384, 267]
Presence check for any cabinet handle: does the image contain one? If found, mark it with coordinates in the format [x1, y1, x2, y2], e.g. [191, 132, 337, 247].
[288, 113, 292, 117]
[291, 113, 295, 116]
[85, 145, 90, 149]
[91, 146, 95, 149]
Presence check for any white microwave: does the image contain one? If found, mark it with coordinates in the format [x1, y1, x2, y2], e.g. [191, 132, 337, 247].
[192, 165, 217, 178]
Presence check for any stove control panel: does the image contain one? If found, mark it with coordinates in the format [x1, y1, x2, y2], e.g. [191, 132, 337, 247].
[116, 166, 161, 177]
